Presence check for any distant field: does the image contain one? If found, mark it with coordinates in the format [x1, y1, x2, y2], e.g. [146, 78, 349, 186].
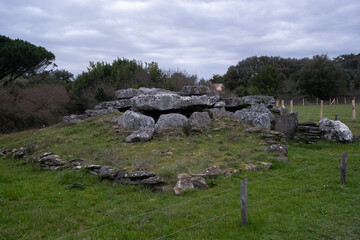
[290, 103, 360, 136]
[0, 111, 360, 239]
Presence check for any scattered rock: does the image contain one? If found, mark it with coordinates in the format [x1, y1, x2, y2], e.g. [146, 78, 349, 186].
[192, 165, 225, 178]
[260, 162, 272, 169]
[38, 153, 66, 170]
[125, 128, 155, 143]
[85, 108, 119, 117]
[319, 118, 353, 143]
[174, 173, 194, 195]
[118, 110, 155, 130]
[189, 112, 211, 127]
[191, 177, 208, 189]
[141, 176, 164, 185]
[63, 114, 89, 124]
[277, 156, 289, 162]
[244, 163, 258, 171]
[12, 147, 27, 159]
[264, 144, 288, 156]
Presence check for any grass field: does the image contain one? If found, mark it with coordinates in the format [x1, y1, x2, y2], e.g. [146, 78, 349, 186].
[0, 105, 359, 239]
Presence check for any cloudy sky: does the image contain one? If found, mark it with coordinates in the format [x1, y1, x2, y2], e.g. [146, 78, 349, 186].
[1, 0, 360, 79]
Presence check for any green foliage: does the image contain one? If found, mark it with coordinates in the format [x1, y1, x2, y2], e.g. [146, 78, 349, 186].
[0, 35, 55, 85]
[295, 55, 350, 99]
[250, 64, 283, 96]
[234, 85, 248, 97]
[209, 74, 223, 83]
[95, 87, 109, 102]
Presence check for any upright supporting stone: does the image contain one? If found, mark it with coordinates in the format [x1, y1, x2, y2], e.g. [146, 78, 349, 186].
[241, 178, 248, 226]
[320, 100, 324, 120]
[352, 99, 356, 121]
[290, 100, 293, 113]
[341, 152, 348, 184]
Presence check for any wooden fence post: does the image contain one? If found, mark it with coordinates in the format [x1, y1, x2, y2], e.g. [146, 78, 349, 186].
[341, 152, 348, 184]
[290, 100, 293, 113]
[316, 98, 318, 105]
[302, 98, 305, 106]
[352, 99, 356, 121]
[276, 100, 279, 107]
[281, 100, 285, 108]
[241, 178, 248, 226]
[320, 100, 324, 119]
[345, 98, 346, 104]
[336, 98, 339, 105]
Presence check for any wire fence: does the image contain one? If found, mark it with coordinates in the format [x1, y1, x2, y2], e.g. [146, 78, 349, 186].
[55, 157, 339, 240]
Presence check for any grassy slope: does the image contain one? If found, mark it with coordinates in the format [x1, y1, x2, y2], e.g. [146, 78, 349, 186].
[0, 106, 359, 239]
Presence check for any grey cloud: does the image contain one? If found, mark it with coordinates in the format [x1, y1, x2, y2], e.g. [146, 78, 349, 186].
[1, 0, 359, 79]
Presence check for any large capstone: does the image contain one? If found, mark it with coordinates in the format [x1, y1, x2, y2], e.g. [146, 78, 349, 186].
[155, 113, 188, 133]
[132, 92, 220, 111]
[179, 85, 218, 96]
[319, 118, 353, 142]
[118, 110, 155, 130]
[233, 104, 272, 129]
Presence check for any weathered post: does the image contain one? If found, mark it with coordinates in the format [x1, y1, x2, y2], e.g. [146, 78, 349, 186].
[352, 99, 356, 121]
[241, 178, 248, 226]
[290, 99, 293, 113]
[281, 100, 285, 108]
[276, 100, 279, 107]
[302, 98, 305, 106]
[320, 100, 324, 120]
[341, 152, 348, 184]
[345, 97, 346, 104]
[336, 97, 339, 105]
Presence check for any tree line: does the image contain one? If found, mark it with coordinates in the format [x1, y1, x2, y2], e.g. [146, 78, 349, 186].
[1, 35, 359, 133]
[213, 54, 360, 99]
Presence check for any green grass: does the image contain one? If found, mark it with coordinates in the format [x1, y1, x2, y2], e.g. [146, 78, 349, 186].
[0, 106, 360, 239]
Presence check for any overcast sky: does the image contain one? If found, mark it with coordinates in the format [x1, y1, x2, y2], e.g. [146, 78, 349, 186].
[1, 0, 360, 79]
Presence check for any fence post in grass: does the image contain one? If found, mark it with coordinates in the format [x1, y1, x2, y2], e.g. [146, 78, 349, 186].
[241, 178, 248, 226]
[352, 99, 356, 121]
[276, 100, 279, 107]
[320, 100, 324, 119]
[345, 97, 346, 104]
[290, 99, 293, 113]
[341, 152, 348, 184]
[336, 97, 339, 105]
[281, 100, 285, 108]
[302, 98, 305, 106]
[316, 98, 319, 105]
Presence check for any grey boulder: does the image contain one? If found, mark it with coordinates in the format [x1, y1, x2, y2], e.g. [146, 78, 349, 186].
[155, 113, 188, 133]
[125, 128, 155, 143]
[189, 112, 211, 127]
[115, 88, 139, 99]
[179, 85, 218, 96]
[118, 110, 155, 130]
[319, 118, 353, 142]
[233, 104, 272, 129]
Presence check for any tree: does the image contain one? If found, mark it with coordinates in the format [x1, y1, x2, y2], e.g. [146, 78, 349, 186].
[0, 35, 55, 86]
[250, 64, 283, 96]
[295, 55, 349, 99]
